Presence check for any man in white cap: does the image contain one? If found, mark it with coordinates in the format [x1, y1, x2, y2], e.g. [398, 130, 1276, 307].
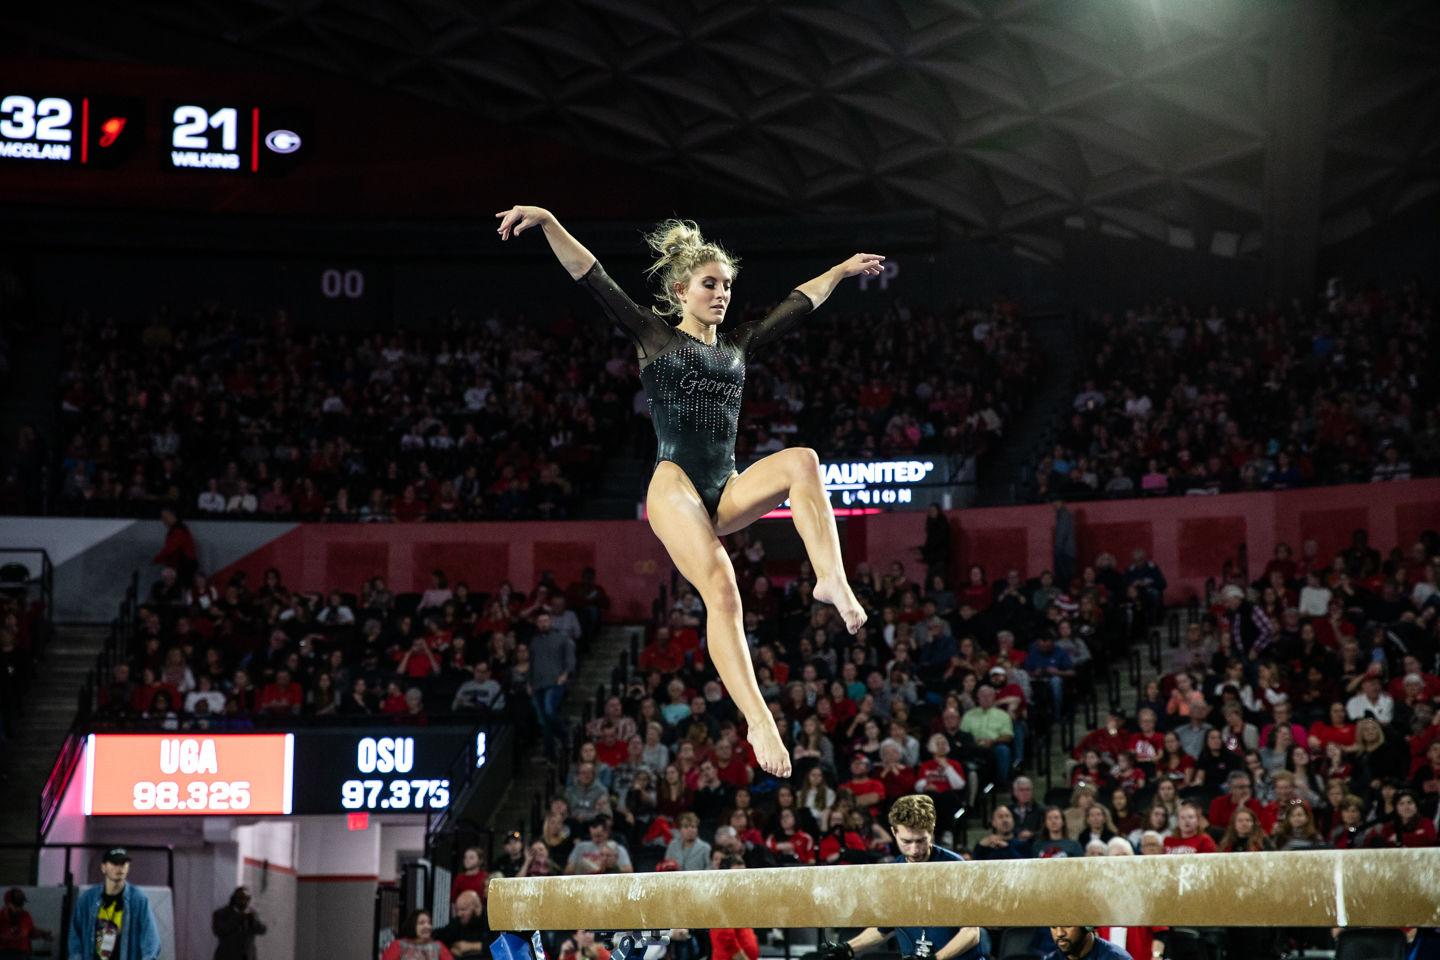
[1219, 585, 1275, 671]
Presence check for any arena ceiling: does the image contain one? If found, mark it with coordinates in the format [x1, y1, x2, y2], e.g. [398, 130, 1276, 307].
[18, 0, 1440, 264]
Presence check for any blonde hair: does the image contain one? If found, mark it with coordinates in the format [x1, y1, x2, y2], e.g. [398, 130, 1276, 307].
[888, 794, 937, 834]
[643, 219, 739, 319]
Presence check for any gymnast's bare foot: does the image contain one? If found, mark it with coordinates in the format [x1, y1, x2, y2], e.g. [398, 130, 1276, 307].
[815, 576, 867, 635]
[747, 720, 792, 778]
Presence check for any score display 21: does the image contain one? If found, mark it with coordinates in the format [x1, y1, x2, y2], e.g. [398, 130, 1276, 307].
[166, 101, 307, 174]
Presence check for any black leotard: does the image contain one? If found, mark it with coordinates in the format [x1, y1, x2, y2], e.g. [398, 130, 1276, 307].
[578, 260, 814, 519]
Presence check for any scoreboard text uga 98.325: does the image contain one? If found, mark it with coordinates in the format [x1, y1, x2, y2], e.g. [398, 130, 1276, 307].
[83, 728, 485, 816]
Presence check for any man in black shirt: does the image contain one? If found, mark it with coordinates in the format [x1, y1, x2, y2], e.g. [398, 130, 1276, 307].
[435, 891, 488, 960]
[491, 831, 527, 878]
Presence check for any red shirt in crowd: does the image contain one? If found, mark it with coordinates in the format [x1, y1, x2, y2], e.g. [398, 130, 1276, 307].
[916, 758, 967, 794]
[595, 740, 629, 769]
[714, 755, 754, 789]
[1375, 819, 1438, 848]
[841, 776, 887, 815]
[1207, 794, 1268, 831]
[1164, 832, 1218, 854]
[711, 927, 760, 960]
[257, 681, 303, 713]
[1096, 927, 1162, 960]
[451, 870, 488, 903]
[818, 830, 868, 863]
[879, 765, 918, 801]
[1127, 731, 1165, 766]
[767, 830, 816, 865]
[0, 908, 37, 953]
[1074, 726, 1128, 761]
[1308, 719, 1356, 748]
[638, 641, 684, 674]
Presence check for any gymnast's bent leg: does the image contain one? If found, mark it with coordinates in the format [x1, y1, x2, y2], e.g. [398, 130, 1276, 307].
[646, 461, 792, 776]
[714, 447, 867, 633]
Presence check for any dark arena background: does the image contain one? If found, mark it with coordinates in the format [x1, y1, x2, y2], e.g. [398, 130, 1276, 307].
[1, 2, 1438, 959]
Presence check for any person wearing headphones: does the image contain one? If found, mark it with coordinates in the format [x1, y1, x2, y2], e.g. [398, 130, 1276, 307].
[816, 795, 989, 960]
[1045, 927, 1133, 960]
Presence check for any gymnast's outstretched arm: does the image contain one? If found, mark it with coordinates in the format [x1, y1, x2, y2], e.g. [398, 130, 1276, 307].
[496, 205, 595, 279]
[735, 253, 886, 355]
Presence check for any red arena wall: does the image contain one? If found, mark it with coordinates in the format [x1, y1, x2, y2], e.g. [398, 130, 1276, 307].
[213, 479, 1440, 616]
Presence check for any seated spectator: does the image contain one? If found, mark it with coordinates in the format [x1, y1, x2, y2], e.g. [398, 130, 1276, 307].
[257, 669, 302, 716]
[1218, 806, 1272, 852]
[1346, 672, 1395, 725]
[566, 817, 634, 874]
[1163, 802, 1217, 854]
[1029, 806, 1082, 859]
[1271, 801, 1327, 851]
[564, 762, 612, 827]
[519, 840, 562, 878]
[450, 847, 489, 904]
[1209, 771, 1267, 834]
[765, 808, 816, 865]
[1372, 790, 1438, 848]
[433, 891, 486, 960]
[840, 755, 886, 819]
[451, 661, 506, 715]
[961, 684, 1015, 784]
[664, 813, 711, 871]
[817, 809, 869, 865]
[971, 805, 1028, 860]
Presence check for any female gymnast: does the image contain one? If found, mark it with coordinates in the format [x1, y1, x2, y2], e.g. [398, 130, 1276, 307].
[497, 205, 883, 776]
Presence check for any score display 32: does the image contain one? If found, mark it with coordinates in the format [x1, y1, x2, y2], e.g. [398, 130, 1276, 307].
[166, 101, 307, 174]
[0, 93, 143, 167]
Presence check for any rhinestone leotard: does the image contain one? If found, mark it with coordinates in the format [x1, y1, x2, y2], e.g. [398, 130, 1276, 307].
[579, 260, 814, 520]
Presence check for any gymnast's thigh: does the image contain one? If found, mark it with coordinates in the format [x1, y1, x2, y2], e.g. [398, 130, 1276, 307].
[646, 462, 738, 591]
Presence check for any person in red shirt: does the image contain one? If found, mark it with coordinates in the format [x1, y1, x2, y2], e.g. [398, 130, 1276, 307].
[594, 725, 631, 770]
[766, 808, 816, 865]
[710, 858, 761, 960]
[914, 733, 967, 825]
[153, 508, 198, 583]
[841, 755, 887, 818]
[638, 626, 685, 674]
[1207, 771, 1267, 830]
[397, 637, 441, 679]
[1307, 701, 1357, 751]
[876, 742, 917, 803]
[711, 739, 754, 789]
[1374, 791, 1438, 848]
[1074, 710, 1130, 764]
[449, 847, 489, 905]
[1387, 656, 1440, 701]
[957, 565, 991, 611]
[1164, 801, 1218, 854]
[1126, 708, 1165, 768]
[257, 669, 303, 715]
[0, 888, 52, 956]
[817, 809, 869, 864]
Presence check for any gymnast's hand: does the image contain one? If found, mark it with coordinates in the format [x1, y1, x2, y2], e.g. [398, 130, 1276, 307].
[496, 205, 553, 240]
[816, 940, 854, 960]
[836, 253, 886, 278]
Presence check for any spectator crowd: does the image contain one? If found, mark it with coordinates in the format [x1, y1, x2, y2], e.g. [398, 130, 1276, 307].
[95, 540, 610, 733]
[1035, 279, 1438, 501]
[43, 289, 1039, 521]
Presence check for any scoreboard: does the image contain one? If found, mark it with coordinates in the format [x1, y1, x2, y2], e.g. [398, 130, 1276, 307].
[82, 728, 486, 816]
[0, 90, 308, 175]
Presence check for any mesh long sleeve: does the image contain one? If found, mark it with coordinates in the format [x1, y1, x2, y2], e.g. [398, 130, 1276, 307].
[577, 261, 674, 360]
[731, 290, 815, 355]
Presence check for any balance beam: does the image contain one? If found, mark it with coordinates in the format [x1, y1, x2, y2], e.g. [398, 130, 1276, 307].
[489, 849, 1440, 931]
